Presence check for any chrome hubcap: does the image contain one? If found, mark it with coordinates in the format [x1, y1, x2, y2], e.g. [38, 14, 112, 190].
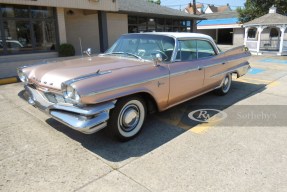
[120, 105, 140, 132]
[224, 78, 229, 86]
[223, 76, 230, 91]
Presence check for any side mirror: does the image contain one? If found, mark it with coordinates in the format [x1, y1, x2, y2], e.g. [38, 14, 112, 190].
[83, 48, 92, 57]
[152, 53, 163, 66]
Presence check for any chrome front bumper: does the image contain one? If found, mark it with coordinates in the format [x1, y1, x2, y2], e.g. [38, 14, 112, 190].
[24, 85, 115, 134]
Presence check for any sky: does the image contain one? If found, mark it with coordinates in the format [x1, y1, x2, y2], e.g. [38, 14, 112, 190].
[161, 0, 246, 10]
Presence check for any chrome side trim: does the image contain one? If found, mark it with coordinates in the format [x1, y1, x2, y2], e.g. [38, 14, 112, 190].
[210, 62, 250, 78]
[170, 67, 199, 77]
[64, 70, 112, 86]
[85, 75, 170, 97]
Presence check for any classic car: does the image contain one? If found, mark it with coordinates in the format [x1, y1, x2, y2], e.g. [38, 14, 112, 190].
[18, 32, 251, 140]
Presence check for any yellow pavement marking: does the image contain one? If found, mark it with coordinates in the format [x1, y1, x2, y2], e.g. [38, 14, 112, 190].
[190, 116, 221, 134]
[239, 77, 272, 83]
[235, 78, 261, 85]
[0, 77, 18, 85]
[267, 81, 280, 88]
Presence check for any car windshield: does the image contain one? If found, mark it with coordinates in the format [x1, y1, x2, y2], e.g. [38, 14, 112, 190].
[104, 34, 175, 62]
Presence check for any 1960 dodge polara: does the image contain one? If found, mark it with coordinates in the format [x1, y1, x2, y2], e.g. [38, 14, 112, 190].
[18, 33, 251, 140]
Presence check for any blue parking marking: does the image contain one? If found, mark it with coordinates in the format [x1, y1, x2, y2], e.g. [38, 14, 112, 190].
[260, 58, 287, 64]
[248, 68, 265, 75]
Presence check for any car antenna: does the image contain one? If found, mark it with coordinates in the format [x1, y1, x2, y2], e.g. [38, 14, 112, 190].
[79, 37, 83, 57]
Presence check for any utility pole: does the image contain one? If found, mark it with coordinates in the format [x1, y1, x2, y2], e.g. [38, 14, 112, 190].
[192, 0, 196, 15]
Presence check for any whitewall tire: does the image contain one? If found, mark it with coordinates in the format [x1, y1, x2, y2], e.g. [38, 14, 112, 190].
[215, 73, 232, 96]
[108, 96, 146, 141]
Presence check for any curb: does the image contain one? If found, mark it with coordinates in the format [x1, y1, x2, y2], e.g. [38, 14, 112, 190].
[0, 77, 19, 85]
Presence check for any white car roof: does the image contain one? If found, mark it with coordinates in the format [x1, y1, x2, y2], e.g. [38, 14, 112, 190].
[136, 32, 214, 41]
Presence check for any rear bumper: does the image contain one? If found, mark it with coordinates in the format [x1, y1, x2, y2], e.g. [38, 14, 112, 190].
[236, 62, 251, 77]
[24, 85, 115, 134]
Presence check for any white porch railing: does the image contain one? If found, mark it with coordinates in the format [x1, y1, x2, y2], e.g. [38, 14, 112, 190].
[283, 41, 287, 52]
[246, 41, 257, 51]
[260, 39, 279, 51]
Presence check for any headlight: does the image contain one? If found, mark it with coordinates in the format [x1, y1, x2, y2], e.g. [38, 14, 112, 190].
[17, 68, 28, 84]
[62, 84, 81, 102]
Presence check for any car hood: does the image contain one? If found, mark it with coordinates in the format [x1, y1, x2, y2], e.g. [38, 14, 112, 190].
[25, 56, 150, 90]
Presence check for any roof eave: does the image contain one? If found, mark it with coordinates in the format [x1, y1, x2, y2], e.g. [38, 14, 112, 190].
[244, 23, 287, 27]
[118, 10, 206, 20]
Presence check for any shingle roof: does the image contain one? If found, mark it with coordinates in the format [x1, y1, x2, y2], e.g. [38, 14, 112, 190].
[205, 4, 231, 13]
[185, 7, 202, 15]
[118, 0, 204, 20]
[217, 5, 232, 13]
[202, 11, 238, 19]
[244, 12, 287, 26]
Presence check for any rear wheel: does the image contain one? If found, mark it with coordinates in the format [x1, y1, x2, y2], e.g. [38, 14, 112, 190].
[108, 96, 146, 141]
[215, 73, 232, 96]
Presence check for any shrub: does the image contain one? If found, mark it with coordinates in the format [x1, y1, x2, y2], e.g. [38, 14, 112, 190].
[58, 43, 75, 57]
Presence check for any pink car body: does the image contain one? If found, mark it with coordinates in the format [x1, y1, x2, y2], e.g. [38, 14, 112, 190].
[18, 33, 251, 137]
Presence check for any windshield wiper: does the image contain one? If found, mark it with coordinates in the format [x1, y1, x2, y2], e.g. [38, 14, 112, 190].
[101, 52, 143, 60]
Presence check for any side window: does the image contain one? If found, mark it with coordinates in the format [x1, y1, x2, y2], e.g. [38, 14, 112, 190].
[176, 40, 197, 61]
[197, 40, 216, 59]
[176, 39, 216, 61]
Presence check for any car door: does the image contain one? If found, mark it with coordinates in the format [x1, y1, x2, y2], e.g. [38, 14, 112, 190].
[168, 39, 204, 107]
[195, 40, 224, 91]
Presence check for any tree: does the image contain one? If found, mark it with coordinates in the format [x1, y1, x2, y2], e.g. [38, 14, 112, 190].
[237, 0, 287, 23]
[147, 0, 161, 5]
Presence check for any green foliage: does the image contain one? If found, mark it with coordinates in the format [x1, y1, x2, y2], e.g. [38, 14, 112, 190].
[58, 43, 75, 57]
[147, 0, 161, 5]
[237, 0, 287, 23]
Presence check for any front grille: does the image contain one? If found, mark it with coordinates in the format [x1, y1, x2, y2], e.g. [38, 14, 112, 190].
[44, 92, 68, 104]
[28, 84, 68, 104]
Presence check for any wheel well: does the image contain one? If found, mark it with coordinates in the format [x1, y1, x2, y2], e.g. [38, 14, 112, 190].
[232, 71, 239, 78]
[122, 92, 159, 114]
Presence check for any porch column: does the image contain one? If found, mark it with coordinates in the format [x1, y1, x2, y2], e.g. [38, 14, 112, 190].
[98, 11, 109, 53]
[256, 26, 264, 55]
[244, 27, 249, 46]
[278, 25, 286, 55]
[215, 29, 218, 44]
[56, 8, 67, 44]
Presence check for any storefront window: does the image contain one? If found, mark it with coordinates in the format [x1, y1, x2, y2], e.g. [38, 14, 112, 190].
[3, 20, 32, 54]
[33, 21, 56, 51]
[1, 4, 29, 18]
[0, 4, 58, 55]
[0, 29, 3, 55]
[128, 16, 189, 33]
[31, 6, 54, 19]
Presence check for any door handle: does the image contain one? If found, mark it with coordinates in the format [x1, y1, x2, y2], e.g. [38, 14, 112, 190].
[198, 67, 203, 71]
[222, 62, 226, 65]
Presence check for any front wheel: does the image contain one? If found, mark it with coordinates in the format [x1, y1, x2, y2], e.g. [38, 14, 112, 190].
[108, 96, 146, 141]
[215, 73, 232, 96]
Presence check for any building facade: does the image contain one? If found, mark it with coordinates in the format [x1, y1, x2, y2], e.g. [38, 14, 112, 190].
[0, 0, 202, 78]
[197, 11, 244, 47]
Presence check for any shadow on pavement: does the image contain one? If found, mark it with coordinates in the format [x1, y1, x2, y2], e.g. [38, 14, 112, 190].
[44, 81, 266, 162]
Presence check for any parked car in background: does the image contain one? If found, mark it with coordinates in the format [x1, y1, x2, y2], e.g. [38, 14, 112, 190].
[18, 33, 251, 140]
[0, 40, 24, 49]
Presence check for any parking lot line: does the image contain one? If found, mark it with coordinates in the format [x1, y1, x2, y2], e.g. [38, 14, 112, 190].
[267, 81, 280, 88]
[237, 77, 272, 84]
[190, 117, 220, 134]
